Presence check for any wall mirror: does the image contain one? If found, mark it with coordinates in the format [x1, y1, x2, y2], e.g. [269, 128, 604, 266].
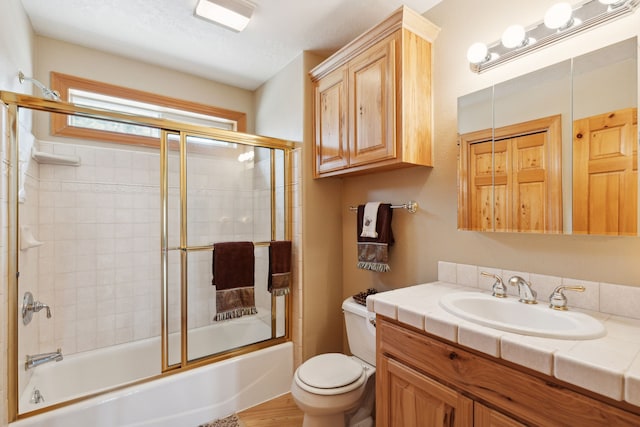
[458, 36, 638, 235]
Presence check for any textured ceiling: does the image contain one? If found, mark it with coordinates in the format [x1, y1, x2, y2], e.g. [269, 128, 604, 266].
[20, 0, 442, 90]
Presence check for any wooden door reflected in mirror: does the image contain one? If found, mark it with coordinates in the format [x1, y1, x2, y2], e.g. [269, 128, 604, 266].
[572, 108, 638, 235]
[459, 116, 562, 233]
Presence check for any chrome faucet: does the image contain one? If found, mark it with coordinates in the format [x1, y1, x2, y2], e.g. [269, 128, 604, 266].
[508, 276, 537, 304]
[22, 291, 52, 326]
[25, 348, 63, 370]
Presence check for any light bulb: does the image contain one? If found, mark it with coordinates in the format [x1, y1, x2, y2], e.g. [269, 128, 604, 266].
[467, 42, 489, 64]
[544, 2, 573, 30]
[501, 25, 527, 49]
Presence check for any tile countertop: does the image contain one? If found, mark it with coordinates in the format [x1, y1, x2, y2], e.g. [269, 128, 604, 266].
[366, 281, 640, 408]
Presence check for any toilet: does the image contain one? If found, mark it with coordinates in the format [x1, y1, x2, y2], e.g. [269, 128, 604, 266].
[291, 297, 377, 427]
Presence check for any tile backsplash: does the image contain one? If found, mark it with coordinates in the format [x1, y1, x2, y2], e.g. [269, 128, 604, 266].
[438, 261, 640, 320]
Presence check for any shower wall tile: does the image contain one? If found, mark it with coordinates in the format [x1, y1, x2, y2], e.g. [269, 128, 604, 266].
[18, 172, 41, 399]
[32, 141, 283, 357]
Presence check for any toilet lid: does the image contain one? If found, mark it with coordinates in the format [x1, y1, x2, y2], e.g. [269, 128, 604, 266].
[297, 353, 364, 389]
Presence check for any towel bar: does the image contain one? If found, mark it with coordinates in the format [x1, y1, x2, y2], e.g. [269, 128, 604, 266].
[348, 200, 418, 214]
[168, 241, 272, 252]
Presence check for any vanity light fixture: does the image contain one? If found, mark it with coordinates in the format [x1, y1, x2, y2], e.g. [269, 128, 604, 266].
[544, 2, 576, 30]
[599, 0, 627, 6]
[194, 0, 255, 32]
[467, 0, 639, 73]
[501, 24, 530, 48]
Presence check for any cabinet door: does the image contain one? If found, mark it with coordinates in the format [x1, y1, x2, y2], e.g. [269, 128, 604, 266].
[377, 355, 473, 427]
[314, 66, 348, 176]
[475, 402, 526, 427]
[348, 34, 396, 167]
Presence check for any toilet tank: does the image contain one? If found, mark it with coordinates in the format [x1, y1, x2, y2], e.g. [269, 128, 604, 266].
[342, 297, 376, 366]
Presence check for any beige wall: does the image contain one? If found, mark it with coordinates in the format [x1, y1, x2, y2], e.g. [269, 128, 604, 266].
[254, 54, 307, 367]
[341, 0, 640, 307]
[255, 51, 345, 364]
[33, 37, 256, 136]
[300, 52, 345, 361]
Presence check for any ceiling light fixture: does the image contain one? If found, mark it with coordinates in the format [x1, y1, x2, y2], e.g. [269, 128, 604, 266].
[467, 0, 639, 73]
[194, 0, 255, 32]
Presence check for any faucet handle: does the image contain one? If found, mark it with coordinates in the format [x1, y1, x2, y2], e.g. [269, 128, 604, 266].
[33, 302, 52, 318]
[481, 271, 507, 298]
[549, 285, 585, 311]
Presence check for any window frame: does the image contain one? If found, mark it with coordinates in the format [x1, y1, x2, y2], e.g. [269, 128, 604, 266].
[50, 72, 247, 148]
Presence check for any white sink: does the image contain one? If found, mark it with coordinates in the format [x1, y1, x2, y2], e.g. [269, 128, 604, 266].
[439, 292, 606, 340]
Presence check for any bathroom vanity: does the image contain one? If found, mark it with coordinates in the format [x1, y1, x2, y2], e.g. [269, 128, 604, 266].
[369, 278, 640, 426]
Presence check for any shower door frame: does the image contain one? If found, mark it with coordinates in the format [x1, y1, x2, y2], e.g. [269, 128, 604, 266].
[1, 91, 295, 422]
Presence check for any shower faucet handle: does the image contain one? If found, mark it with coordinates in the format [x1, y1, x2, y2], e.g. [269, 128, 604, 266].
[22, 292, 52, 325]
[31, 301, 52, 318]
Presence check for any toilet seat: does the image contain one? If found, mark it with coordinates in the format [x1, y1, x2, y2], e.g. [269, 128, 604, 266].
[295, 353, 366, 395]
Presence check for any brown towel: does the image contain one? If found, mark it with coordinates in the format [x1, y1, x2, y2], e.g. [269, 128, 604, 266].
[357, 203, 394, 272]
[269, 241, 292, 296]
[212, 241, 257, 321]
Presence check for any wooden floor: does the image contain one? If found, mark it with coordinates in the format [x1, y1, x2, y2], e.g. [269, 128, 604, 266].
[237, 392, 304, 427]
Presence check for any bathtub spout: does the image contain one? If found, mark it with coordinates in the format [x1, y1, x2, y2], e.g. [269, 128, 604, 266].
[25, 348, 63, 370]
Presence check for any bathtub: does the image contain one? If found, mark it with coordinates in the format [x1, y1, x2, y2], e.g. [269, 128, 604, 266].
[12, 313, 291, 427]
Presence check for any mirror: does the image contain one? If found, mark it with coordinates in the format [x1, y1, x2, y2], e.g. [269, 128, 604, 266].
[458, 37, 638, 235]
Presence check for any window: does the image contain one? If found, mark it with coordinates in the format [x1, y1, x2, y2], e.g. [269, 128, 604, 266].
[50, 72, 247, 148]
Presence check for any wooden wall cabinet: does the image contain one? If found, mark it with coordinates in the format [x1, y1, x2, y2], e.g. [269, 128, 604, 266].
[377, 317, 640, 427]
[310, 6, 440, 178]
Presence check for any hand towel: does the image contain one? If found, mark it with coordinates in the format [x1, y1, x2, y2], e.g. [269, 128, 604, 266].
[357, 203, 394, 272]
[268, 240, 292, 296]
[360, 202, 381, 238]
[212, 241, 257, 321]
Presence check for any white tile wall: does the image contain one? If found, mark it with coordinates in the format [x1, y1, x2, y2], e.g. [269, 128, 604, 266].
[17, 167, 40, 393]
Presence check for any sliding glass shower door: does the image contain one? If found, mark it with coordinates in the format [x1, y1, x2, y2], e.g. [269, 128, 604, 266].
[5, 94, 293, 419]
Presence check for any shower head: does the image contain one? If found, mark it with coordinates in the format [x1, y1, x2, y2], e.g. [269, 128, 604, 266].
[18, 71, 61, 101]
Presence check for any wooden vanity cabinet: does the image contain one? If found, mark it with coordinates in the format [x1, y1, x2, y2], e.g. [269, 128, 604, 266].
[379, 354, 473, 426]
[310, 6, 439, 178]
[377, 316, 640, 427]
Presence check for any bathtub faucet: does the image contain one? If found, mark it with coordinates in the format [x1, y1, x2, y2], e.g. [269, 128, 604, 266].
[25, 348, 63, 370]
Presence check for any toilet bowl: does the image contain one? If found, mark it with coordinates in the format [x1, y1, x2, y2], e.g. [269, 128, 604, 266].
[291, 297, 377, 427]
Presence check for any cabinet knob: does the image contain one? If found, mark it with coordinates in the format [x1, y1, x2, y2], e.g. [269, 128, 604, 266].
[449, 352, 458, 360]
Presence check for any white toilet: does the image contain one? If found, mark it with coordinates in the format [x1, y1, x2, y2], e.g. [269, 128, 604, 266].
[291, 297, 377, 427]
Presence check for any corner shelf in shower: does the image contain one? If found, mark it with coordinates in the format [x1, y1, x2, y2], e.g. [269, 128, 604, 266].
[20, 226, 43, 251]
[31, 148, 80, 166]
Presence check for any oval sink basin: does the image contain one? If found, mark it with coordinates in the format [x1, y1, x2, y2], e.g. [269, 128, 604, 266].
[439, 292, 606, 340]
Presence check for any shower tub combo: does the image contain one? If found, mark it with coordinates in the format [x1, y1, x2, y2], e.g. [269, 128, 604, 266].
[2, 90, 296, 425]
